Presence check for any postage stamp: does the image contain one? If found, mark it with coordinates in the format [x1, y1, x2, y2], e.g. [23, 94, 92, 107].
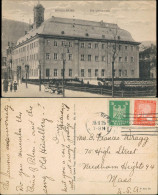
[109, 101, 130, 126]
[134, 100, 156, 126]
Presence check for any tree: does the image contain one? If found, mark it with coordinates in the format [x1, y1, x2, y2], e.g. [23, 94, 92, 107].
[108, 25, 120, 97]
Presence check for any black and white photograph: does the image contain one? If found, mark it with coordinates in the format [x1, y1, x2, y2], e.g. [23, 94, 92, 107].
[2, 0, 157, 97]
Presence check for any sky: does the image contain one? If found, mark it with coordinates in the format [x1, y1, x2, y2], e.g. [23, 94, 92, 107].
[2, 0, 156, 42]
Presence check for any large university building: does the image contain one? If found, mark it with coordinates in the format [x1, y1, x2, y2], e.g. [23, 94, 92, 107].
[12, 3, 140, 80]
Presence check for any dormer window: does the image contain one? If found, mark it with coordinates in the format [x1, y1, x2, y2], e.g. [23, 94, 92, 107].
[61, 31, 65, 34]
[85, 33, 89, 36]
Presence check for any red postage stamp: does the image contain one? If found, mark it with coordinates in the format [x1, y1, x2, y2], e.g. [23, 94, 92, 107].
[134, 100, 156, 126]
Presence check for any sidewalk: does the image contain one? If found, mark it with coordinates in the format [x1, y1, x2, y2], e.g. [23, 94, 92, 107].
[2, 83, 110, 97]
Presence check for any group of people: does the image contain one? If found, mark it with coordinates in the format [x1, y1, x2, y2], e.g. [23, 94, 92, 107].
[3, 79, 18, 93]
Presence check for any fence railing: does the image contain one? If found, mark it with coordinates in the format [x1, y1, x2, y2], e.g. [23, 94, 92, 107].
[64, 85, 156, 97]
[22, 79, 156, 97]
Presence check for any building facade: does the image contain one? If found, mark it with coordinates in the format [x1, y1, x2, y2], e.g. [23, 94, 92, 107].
[12, 3, 140, 81]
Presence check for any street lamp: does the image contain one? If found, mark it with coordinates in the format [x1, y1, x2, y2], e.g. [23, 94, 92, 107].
[62, 43, 69, 97]
[62, 58, 66, 97]
[10, 59, 13, 82]
[25, 65, 29, 88]
[17, 66, 21, 85]
[38, 60, 41, 91]
[112, 61, 114, 97]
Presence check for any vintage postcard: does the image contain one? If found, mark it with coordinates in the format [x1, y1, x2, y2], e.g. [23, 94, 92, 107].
[1, 98, 157, 194]
[1, 0, 157, 97]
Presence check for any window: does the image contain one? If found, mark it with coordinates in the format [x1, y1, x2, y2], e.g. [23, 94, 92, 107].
[69, 69, 72, 77]
[131, 46, 134, 51]
[125, 56, 128, 62]
[131, 57, 134, 62]
[95, 69, 98, 77]
[95, 43, 98, 48]
[54, 69, 58, 77]
[54, 41, 57, 46]
[102, 44, 105, 49]
[81, 43, 85, 48]
[27, 45, 29, 51]
[46, 69, 50, 77]
[119, 69, 122, 77]
[69, 42, 72, 47]
[46, 53, 50, 60]
[88, 55, 91, 61]
[119, 57, 122, 62]
[81, 54, 85, 61]
[54, 53, 58, 60]
[36, 41, 38, 47]
[95, 56, 99, 62]
[62, 41, 65, 46]
[34, 54, 36, 60]
[102, 56, 105, 62]
[88, 69, 91, 77]
[101, 69, 105, 77]
[68, 54, 72, 61]
[119, 45, 121, 51]
[124, 70, 127, 76]
[81, 69, 84, 77]
[131, 70, 134, 76]
[34, 42, 36, 47]
[27, 56, 29, 61]
[88, 43, 92, 48]
[125, 46, 128, 50]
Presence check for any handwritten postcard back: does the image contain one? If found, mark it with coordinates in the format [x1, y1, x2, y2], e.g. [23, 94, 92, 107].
[1, 98, 158, 194]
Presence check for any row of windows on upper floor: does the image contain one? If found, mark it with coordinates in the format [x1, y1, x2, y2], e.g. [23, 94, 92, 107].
[14, 53, 38, 64]
[13, 41, 39, 55]
[45, 68, 135, 78]
[45, 53, 135, 62]
[46, 40, 136, 51]
[13, 40, 137, 55]
[14, 53, 134, 64]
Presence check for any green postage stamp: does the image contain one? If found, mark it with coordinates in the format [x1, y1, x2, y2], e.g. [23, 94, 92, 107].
[109, 101, 130, 126]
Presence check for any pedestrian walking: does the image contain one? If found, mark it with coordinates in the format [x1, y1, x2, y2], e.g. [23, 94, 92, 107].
[3, 79, 8, 93]
[14, 81, 17, 92]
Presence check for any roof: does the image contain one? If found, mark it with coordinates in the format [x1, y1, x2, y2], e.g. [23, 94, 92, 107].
[17, 16, 138, 45]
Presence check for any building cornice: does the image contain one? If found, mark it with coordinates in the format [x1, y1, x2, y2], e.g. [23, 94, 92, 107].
[13, 33, 140, 50]
[39, 34, 141, 45]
